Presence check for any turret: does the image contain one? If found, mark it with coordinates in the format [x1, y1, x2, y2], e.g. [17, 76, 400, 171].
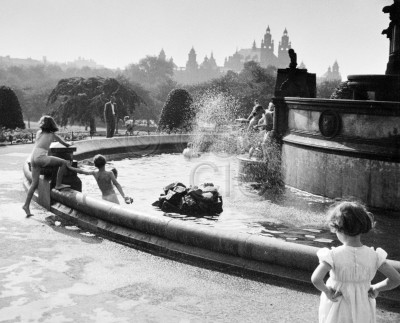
[278, 28, 291, 67]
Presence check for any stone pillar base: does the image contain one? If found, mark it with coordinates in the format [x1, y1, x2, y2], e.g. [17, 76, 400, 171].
[38, 175, 52, 210]
[274, 68, 316, 98]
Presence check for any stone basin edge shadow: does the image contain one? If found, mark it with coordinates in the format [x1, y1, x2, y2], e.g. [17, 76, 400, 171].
[22, 134, 400, 303]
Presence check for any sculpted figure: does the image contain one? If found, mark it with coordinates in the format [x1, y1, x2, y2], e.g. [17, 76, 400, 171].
[288, 49, 297, 69]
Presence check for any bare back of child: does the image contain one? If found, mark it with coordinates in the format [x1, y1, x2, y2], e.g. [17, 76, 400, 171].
[94, 168, 120, 204]
[67, 154, 132, 204]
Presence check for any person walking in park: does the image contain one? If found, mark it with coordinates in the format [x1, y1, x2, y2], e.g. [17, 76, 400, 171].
[311, 201, 400, 323]
[68, 154, 133, 205]
[23, 116, 72, 217]
[104, 95, 117, 138]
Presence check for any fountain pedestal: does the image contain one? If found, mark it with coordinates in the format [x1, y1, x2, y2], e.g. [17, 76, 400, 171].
[274, 68, 316, 99]
[37, 145, 82, 210]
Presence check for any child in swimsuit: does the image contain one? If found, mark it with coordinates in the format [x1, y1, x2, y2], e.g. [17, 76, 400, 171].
[23, 115, 72, 217]
[182, 142, 201, 159]
[68, 154, 133, 205]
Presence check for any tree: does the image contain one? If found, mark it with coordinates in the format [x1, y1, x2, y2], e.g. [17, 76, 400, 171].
[0, 86, 25, 130]
[47, 77, 145, 134]
[317, 80, 342, 98]
[125, 55, 175, 86]
[16, 86, 52, 129]
[158, 89, 194, 132]
[186, 61, 276, 119]
[330, 81, 369, 100]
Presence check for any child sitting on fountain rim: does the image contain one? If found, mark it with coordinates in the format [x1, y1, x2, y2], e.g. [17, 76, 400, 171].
[68, 154, 133, 204]
[23, 115, 73, 217]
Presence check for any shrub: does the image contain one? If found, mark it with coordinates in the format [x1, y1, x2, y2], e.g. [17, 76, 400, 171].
[158, 89, 194, 132]
[0, 86, 25, 130]
[330, 81, 368, 100]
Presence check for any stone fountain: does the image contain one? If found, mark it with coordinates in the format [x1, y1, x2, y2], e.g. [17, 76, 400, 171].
[240, 1, 400, 212]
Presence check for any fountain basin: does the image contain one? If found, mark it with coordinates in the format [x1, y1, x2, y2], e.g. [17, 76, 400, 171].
[22, 134, 400, 303]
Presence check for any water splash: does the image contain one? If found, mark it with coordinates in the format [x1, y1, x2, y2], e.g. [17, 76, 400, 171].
[189, 89, 242, 155]
[188, 89, 284, 195]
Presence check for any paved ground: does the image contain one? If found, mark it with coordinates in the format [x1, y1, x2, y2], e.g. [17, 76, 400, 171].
[1, 143, 399, 323]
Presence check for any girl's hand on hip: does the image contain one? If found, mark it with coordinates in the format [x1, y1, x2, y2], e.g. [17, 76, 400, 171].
[368, 286, 379, 299]
[325, 288, 342, 302]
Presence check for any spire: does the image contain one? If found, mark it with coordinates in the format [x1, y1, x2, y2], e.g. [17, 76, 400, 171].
[332, 60, 339, 73]
[252, 40, 257, 50]
[283, 28, 288, 35]
[209, 52, 217, 67]
[158, 49, 166, 60]
[266, 25, 270, 33]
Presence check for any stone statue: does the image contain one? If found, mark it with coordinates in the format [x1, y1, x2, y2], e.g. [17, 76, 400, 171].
[280, 49, 300, 94]
[288, 49, 297, 69]
[382, 0, 400, 39]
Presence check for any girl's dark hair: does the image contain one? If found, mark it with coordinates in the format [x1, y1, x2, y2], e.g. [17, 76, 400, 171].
[327, 201, 374, 236]
[39, 115, 59, 133]
[93, 154, 106, 168]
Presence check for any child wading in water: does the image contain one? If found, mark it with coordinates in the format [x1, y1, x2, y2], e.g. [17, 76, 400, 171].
[311, 201, 400, 323]
[68, 154, 132, 204]
[23, 116, 72, 217]
[182, 142, 200, 159]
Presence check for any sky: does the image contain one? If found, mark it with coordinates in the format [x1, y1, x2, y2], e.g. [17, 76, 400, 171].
[0, 0, 394, 77]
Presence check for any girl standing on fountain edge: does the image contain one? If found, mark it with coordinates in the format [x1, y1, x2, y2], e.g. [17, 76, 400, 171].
[23, 116, 72, 217]
[311, 201, 400, 323]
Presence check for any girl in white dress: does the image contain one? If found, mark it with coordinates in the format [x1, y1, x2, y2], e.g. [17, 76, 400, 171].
[311, 201, 400, 323]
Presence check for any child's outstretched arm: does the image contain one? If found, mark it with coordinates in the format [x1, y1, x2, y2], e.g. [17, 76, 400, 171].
[311, 262, 342, 302]
[67, 165, 94, 176]
[54, 133, 72, 148]
[369, 262, 400, 298]
[110, 173, 133, 203]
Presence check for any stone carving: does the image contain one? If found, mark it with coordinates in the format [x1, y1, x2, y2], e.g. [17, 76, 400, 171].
[288, 48, 298, 69]
[279, 49, 307, 96]
[319, 110, 341, 138]
[382, 0, 400, 39]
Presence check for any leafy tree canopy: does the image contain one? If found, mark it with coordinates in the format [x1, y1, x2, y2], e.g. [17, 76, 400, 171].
[330, 81, 368, 100]
[186, 61, 276, 119]
[317, 79, 342, 99]
[47, 77, 145, 130]
[125, 55, 175, 86]
[0, 86, 25, 130]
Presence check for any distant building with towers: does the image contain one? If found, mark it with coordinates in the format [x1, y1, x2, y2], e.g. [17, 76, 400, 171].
[320, 60, 342, 82]
[174, 26, 295, 84]
[174, 47, 220, 84]
[223, 26, 292, 72]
